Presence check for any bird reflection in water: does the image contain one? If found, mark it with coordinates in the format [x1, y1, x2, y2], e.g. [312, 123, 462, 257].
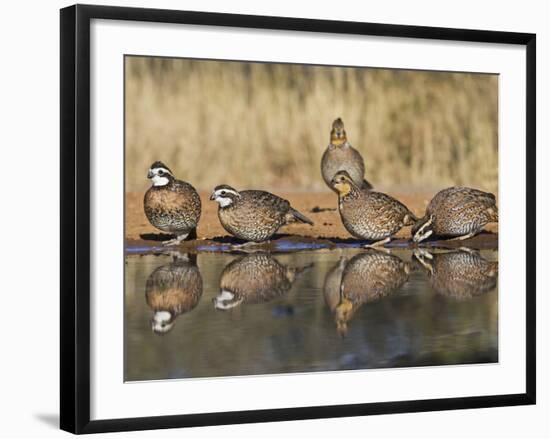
[145, 254, 203, 334]
[413, 247, 498, 300]
[324, 250, 411, 337]
[213, 254, 312, 310]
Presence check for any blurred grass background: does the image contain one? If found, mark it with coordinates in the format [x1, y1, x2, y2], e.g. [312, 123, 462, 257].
[125, 56, 498, 193]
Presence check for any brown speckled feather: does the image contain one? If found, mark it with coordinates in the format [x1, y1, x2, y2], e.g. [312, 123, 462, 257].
[339, 186, 416, 240]
[218, 255, 306, 306]
[415, 249, 498, 300]
[333, 251, 409, 335]
[218, 190, 312, 242]
[144, 180, 201, 234]
[341, 251, 410, 304]
[145, 260, 203, 314]
[413, 186, 498, 239]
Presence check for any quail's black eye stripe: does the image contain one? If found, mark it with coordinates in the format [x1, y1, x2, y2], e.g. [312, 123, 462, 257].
[150, 167, 172, 176]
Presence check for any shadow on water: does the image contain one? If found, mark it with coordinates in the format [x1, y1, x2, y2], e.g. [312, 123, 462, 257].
[140, 228, 198, 242]
[125, 247, 498, 381]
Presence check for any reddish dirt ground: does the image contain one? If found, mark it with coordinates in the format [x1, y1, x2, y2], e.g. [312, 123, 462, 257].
[126, 191, 498, 252]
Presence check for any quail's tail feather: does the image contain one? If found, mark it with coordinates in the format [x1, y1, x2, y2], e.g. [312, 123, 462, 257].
[289, 208, 314, 226]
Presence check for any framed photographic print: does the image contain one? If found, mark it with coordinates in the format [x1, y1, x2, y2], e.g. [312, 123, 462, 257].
[60, 4, 536, 434]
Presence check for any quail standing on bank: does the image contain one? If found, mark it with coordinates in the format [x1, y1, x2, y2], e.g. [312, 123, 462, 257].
[412, 187, 498, 243]
[210, 185, 313, 242]
[144, 161, 201, 246]
[321, 117, 372, 191]
[331, 170, 417, 247]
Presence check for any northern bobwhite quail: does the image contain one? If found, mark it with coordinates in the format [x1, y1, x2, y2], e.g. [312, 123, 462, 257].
[331, 170, 417, 247]
[321, 117, 372, 191]
[332, 250, 410, 336]
[413, 248, 498, 300]
[213, 254, 311, 310]
[210, 185, 313, 242]
[412, 187, 498, 243]
[144, 161, 201, 246]
[145, 254, 203, 334]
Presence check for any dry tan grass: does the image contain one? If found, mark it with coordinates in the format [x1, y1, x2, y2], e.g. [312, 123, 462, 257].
[125, 57, 498, 194]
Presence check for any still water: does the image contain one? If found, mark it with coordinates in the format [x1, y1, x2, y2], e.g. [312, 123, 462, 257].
[125, 248, 498, 381]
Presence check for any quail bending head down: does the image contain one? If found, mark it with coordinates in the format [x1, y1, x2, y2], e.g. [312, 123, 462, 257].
[329, 251, 410, 337]
[330, 170, 417, 247]
[144, 161, 201, 246]
[321, 117, 373, 191]
[413, 248, 498, 300]
[412, 187, 498, 243]
[209, 185, 313, 242]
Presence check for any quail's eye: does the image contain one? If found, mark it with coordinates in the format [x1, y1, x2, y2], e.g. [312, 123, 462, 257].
[158, 170, 164, 176]
[221, 191, 226, 196]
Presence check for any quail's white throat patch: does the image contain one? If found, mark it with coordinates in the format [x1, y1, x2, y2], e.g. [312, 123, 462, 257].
[212, 188, 240, 207]
[152, 175, 170, 186]
[149, 167, 173, 187]
[214, 196, 233, 207]
[151, 311, 174, 333]
[153, 310, 172, 322]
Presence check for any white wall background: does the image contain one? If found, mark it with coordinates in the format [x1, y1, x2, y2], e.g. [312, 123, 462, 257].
[0, 0, 546, 437]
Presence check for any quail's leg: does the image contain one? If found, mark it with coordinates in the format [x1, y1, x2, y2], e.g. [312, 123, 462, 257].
[412, 250, 434, 275]
[162, 232, 189, 246]
[448, 231, 476, 241]
[364, 237, 391, 248]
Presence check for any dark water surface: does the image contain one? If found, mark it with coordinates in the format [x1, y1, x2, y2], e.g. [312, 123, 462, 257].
[125, 248, 498, 381]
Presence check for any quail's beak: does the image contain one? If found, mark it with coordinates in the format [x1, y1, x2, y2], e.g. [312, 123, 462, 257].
[147, 169, 154, 179]
[209, 192, 216, 201]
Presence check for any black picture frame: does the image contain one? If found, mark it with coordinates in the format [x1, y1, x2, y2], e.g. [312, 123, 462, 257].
[60, 4, 536, 434]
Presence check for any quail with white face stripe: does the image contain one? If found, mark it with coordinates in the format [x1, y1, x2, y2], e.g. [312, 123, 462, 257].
[144, 161, 202, 246]
[210, 184, 313, 242]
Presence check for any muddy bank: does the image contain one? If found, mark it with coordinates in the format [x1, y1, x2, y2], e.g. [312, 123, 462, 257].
[126, 191, 498, 253]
